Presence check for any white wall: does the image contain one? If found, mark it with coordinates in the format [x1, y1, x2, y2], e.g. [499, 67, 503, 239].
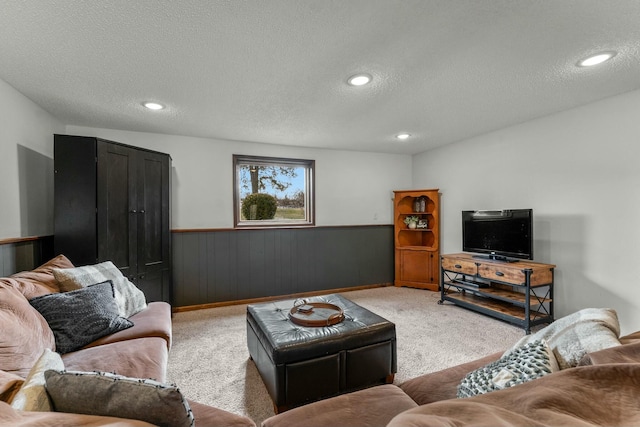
[412, 89, 640, 335]
[7, 71, 638, 334]
[66, 126, 412, 229]
[0, 78, 64, 239]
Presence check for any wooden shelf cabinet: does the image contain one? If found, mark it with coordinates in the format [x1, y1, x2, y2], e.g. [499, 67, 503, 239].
[393, 189, 440, 291]
[439, 253, 555, 333]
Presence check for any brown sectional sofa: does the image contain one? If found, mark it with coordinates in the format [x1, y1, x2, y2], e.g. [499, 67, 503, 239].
[6, 254, 640, 427]
[262, 330, 640, 427]
[0, 255, 255, 427]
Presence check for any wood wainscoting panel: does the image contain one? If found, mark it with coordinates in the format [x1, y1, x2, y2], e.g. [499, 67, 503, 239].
[171, 225, 394, 307]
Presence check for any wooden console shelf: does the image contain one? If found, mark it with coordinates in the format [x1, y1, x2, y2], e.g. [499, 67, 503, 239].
[439, 253, 555, 333]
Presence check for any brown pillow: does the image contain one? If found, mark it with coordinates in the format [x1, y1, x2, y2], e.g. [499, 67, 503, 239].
[0, 283, 55, 377]
[8, 255, 75, 299]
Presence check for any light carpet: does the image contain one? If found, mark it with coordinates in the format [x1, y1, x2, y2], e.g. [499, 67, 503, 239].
[166, 286, 524, 426]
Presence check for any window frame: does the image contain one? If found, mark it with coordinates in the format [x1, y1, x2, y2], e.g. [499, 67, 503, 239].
[233, 154, 315, 228]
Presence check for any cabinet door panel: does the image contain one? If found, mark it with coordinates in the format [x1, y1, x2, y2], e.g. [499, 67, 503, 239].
[53, 137, 97, 266]
[97, 142, 137, 276]
[136, 151, 171, 280]
[139, 154, 163, 263]
[134, 269, 170, 302]
[399, 250, 430, 282]
[426, 251, 440, 285]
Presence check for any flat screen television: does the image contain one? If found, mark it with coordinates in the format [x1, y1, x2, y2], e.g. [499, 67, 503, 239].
[462, 209, 533, 261]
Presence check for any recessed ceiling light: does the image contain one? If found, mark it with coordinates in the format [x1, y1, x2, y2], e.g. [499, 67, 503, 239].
[347, 73, 372, 86]
[577, 51, 616, 67]
[143, 102, 165, 110]
[396, 133, 410, 140]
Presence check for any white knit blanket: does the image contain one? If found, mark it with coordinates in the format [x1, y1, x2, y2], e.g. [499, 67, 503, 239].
[505, 307, 621, 369]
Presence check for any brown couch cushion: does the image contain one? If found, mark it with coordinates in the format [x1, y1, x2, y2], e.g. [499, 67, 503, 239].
[0, 283, 56, 377]
[188, 399, 256, 427]
[82, 301, 172, 350]
[388, 364, 640, 427]
[399, 352, 502, 405]
[62, 337, 169, 383]
[0, 400, 155, 426]
[6, 255, 74, 299]
[261, 384, 417, 427]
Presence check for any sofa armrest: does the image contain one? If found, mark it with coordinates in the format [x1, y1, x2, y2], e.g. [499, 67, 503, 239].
[390, 363, 640, 427]
[620, 330, 640, 345]
[262, 384, 416, 427]
[587, 341, 640, 365]
[399, 351, 502, 405]
[188, 400, 256, 427]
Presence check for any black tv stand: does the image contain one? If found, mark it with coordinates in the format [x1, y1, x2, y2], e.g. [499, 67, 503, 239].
[471, 254, 520, 263]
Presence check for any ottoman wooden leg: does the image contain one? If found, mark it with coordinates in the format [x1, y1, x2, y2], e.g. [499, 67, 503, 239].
[385, 374, 395, 384]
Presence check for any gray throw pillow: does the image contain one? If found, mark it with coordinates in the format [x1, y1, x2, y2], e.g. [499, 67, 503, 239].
[53, 261, 147, 318]
[29, 281, 133, 354]
[44, 370, 194, 427]
[457, 339, 559, 398]
[504, 308, 621, 369]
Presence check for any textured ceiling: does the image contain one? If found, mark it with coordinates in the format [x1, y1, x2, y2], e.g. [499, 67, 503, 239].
[0, 1, 639, 155]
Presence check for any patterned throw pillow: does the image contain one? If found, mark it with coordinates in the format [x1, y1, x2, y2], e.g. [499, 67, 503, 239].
[457, 339, 559, 398]
[53, 261, 147, 318]
[45, 370, 194, 427]
[29, 281, 133, 354]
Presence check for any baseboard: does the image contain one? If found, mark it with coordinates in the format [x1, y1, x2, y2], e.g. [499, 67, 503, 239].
[172, 282, 394, 313]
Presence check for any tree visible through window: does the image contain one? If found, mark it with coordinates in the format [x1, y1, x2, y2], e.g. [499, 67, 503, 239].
[233, 155, 314, 227]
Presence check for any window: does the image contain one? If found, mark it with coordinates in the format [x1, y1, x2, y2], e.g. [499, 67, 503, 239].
[233, 155, 315, 228]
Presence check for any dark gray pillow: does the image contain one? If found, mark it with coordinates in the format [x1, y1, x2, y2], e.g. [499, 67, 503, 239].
[29, 281, 133, 354]
[45, 370, 194, 427]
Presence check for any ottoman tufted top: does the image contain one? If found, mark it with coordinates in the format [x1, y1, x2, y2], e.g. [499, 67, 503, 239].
[247, 294, 396, 365]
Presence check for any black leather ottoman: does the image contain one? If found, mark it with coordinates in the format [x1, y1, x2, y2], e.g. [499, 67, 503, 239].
[246, 293, 397, 413]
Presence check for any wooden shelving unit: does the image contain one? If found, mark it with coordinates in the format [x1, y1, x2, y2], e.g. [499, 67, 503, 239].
[439, 253, 555, 333]
[393, 189, 440, 291]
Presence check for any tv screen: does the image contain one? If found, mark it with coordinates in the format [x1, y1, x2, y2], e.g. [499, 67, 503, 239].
[462, 209, 533, 261]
